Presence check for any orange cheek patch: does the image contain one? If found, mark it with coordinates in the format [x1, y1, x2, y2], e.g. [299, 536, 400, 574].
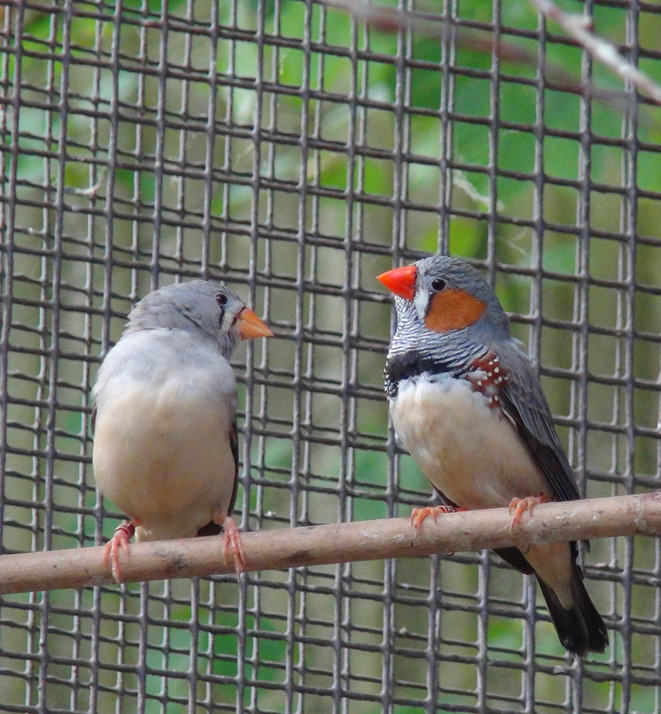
[424, 289, 487, 332]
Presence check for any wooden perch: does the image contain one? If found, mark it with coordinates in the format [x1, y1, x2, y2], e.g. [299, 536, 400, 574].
[0, 493, 659, 595]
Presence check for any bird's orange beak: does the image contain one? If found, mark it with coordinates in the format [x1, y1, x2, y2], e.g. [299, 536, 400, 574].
[377, 265, 417, 301]
[236, 308, 274, 340]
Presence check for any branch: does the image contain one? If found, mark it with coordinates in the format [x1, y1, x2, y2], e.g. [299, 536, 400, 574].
[319, 0, 553, 72]
[0, 494, 659, 595]
[529, 0, 661, 105]
[316, 0, 647, 112]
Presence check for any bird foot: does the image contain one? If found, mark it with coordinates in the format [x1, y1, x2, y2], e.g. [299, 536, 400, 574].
[213, 511, 246, 575]
[103, 520, 137, 583]
[411, 505, 466, 530]
[508, 493, 549, 534]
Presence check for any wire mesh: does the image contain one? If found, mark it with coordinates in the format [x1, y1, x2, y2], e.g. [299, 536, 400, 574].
[1, 0, 661, 711]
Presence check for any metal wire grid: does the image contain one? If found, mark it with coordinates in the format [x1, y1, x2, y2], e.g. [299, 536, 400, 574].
[1, 0, 661, 711]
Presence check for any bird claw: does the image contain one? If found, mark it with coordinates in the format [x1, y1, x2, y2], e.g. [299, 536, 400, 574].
[508, 493, 549, 534]
[103, 520, 136, 583]
[215, 514, 246, 575]
[411, 505, 465, 530]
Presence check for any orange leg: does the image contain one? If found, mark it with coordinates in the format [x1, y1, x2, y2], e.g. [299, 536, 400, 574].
[213, 509, 246, 574]
[103, 519, 138, 583]
[508, 493, 549, 534]
[411, 505, 467, 531]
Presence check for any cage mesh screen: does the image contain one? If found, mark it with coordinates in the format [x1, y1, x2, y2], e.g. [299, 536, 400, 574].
[1, 0, 661, 712]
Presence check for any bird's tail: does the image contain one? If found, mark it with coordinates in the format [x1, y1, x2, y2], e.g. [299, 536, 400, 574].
[196, 521, 222, 537]
[537, 562, 609, 657]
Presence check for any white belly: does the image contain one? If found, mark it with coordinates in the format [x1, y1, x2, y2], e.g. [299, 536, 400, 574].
[390, 377, 550, 509]
[93, 375, 236, 541]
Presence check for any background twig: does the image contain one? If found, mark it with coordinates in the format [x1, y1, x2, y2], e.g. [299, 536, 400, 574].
[318, 0, 657, 111]
[0, 493, 659, 595]
[529, 0, 661, 105]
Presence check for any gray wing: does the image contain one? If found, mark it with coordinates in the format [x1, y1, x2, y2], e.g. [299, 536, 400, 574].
[499, 346, 581, 504]
[195, 420, 240, 538]
[226, 420, 240, 516]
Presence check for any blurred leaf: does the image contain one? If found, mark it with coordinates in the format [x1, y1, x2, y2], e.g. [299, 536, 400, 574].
[448, 217, 487, 260]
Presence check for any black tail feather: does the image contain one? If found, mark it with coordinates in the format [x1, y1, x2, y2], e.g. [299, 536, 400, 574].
[537, 562, 609, 657]
[196, 521, 222, 537]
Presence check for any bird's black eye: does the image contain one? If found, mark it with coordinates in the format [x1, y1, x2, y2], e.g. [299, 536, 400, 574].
[431, 278, 446, 292]
[216, 293, 228, 306]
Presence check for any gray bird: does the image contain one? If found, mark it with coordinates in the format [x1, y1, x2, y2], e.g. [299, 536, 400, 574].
[92, 280, 273, 581]
[378, 256, 608, 657]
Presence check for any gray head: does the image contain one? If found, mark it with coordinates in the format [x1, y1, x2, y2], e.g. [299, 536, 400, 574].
[379, 256, 511, 341]
[124, 280, 273, 359]
[378, 257, 515, 395]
